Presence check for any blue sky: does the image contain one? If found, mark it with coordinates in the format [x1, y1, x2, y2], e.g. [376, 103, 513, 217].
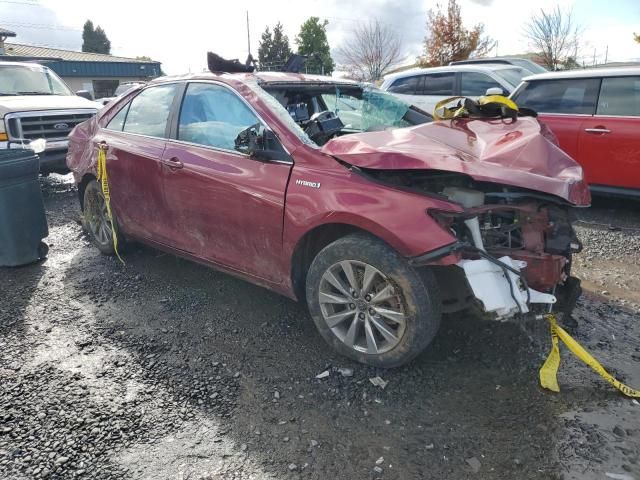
[1, 0, 639, 74]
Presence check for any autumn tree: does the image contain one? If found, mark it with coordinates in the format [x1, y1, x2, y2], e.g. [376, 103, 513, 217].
[635, 33, 640, 43]
[295, 17, 334, 75]
[419, 0, 493, 67]
[258, 22, 292, 70]
[82, 20, 111, 54]
[524, 6, 579, 70]
[336, 19, 404, 81]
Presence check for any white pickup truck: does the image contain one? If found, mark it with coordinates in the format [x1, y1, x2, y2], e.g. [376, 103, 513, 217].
[0, 61, 101, 174]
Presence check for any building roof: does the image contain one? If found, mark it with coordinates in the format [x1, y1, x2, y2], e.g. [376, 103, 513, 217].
[4, 42, 157, 63]
[0, 27, 16, 37]
[523, 66, 640, 81]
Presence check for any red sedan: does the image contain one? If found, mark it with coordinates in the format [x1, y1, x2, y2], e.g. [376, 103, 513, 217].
[67, 72, 588, 367]
[511, 67, 640, 197]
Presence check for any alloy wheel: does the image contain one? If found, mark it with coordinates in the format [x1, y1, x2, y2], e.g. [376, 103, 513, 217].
[318, 260, 407, 354]
[85, 188, 112, 247]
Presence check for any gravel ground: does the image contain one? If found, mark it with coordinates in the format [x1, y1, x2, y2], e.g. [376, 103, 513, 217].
[1, 175, 638, 480]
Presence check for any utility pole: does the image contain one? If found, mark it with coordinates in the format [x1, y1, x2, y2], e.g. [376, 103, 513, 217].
[593, 48, 596, 66]
[246, 11, 251, 57]
[604, 45, 608, 64]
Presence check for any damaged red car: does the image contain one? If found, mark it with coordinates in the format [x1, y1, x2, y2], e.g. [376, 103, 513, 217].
[67, 71, 590, 367]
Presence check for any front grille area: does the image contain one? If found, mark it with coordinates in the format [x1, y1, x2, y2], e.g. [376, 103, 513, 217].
[10, 111, 95, 141]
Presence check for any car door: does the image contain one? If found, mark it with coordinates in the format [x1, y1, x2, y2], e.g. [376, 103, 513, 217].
[160, 81, 293, 283]
[511, 78, 600, 164]
[416, 72, 456, 113]
[578, 76, 640, 191]
[95, 83, 182, 243]
[385, 75, 422, 107]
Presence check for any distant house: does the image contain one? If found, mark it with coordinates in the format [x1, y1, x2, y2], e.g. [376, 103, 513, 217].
[0, 28, 162, 99]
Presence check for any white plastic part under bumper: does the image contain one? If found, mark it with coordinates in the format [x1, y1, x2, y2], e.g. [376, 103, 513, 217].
[458, 256, 557, 320]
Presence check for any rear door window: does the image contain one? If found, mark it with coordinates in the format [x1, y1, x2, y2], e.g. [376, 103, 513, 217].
[387, 76, 420, 94]
[122, 83, 179, 137]
[460, 72, 503, 96]
[177, 82, 260, 151]
[596, 76, 640, 117]
[419, 73, 455, 96]
[513, 78, 600, 114]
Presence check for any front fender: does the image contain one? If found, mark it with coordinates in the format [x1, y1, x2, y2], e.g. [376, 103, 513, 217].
[283, 164, 461, 261]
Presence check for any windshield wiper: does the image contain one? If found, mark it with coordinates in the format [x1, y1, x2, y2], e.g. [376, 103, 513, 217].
[17, 91, 54, 95]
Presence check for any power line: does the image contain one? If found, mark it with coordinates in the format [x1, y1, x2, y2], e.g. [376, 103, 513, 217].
[0, 21, 82, 32]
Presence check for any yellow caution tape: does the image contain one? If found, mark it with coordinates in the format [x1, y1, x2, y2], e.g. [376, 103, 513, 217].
[96, 146, 124, 264]
[540, 314, 639, 397]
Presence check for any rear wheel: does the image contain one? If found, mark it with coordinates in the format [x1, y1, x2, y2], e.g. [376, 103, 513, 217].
[306, 234, 441, 368]
[82, 180, 123, 255]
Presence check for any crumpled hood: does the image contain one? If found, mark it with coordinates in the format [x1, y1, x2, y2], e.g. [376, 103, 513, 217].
[321, 117, 590, 205]
[0, 95, 101, 115]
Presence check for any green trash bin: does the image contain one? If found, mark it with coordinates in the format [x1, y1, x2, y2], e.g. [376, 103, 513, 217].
[0, 150, 49, 267]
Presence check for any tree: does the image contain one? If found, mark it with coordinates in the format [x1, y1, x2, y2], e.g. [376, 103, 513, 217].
[258, 27, 273, 69]
[419, 0, 494, 67]
[336, 19, 403, 81]
[82, 20, 111, 54]
[295, 17, 334, 75]
[258, 22, 292, 70]
[635, 33, 640, 43]
[524, 6, 579, 71]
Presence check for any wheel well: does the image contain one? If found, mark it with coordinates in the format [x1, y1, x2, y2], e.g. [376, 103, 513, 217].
[77, 174, 96, 211]
[290, 223, 375, 302]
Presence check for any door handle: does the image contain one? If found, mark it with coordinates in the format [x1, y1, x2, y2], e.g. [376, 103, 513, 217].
[161, 157, 183, 169]
[584, 127, 611, 134]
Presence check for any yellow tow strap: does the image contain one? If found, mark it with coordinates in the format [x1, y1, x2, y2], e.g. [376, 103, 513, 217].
[433, 96, 468, 121]
[540, 314, 639, 397]
[96, 146, 124, 264]
[432, 95, 520, 121]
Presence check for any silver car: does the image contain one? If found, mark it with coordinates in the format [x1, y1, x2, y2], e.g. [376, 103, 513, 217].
[380, 64, 528, 114]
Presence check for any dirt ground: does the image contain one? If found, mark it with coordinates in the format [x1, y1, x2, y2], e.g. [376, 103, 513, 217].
[1, 174, 638, 480]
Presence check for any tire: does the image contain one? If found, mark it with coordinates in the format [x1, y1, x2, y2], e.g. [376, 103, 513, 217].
[306, 233, 442, 368]
[82, 180, 124, 256]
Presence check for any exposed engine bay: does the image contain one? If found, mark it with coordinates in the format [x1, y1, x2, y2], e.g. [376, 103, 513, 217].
[361, 169, 583, 321]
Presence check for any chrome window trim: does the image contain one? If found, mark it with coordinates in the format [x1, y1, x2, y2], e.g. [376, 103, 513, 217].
[536, 112, 594, 117]
[165, 137, 293, 166]
[101, 79, 293, 163]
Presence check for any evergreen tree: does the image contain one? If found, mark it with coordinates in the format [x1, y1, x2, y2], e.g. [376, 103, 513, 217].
[258, 23, 292, 70]
[295, 17, 334, 75]
[270, 22, 292, 66]
[258, 26, 273, 69]
[82, 20, 111, 54]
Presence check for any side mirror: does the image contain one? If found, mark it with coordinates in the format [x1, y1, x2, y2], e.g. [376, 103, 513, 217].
[234, 124, 290, 162]
[485, 87, 504, 96]
[76, 90, 94, 100]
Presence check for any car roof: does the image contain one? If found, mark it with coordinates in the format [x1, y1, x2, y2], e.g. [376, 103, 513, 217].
[383, 64, 521, 81]
[150, 71, 360, 86]
[523, 66, 640, 81]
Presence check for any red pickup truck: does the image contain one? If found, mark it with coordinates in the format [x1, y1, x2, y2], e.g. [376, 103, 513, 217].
[67, 72, 587, 367]
[511, 67, 640, 198]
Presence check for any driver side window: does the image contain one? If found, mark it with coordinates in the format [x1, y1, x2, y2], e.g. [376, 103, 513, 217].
[178, 82, 260, 151]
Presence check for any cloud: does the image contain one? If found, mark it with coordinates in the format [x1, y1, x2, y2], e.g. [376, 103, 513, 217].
[0, 3, 80, 50]
[325, 0, 427, 62]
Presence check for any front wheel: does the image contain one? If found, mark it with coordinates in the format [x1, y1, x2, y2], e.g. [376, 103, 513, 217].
[82, 180, 124, 255]
[306, 234, 442, 368]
